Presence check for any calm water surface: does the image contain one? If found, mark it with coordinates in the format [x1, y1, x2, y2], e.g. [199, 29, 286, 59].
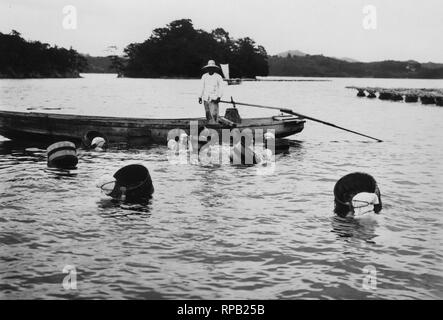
[0, 74, 442, 299]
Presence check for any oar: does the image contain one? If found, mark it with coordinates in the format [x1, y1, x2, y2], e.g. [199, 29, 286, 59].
[220, 99, 383, 142]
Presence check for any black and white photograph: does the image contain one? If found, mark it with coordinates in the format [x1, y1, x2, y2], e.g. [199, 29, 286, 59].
[0, 0, 442, 304]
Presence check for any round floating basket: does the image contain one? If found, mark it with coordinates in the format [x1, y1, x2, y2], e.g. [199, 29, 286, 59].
[333, 172, 382, 217]
[109, 164, 154, 200]
[47, 141, 78, 169]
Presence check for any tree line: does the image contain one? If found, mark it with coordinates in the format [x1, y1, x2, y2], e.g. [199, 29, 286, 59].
[122, 19, 269, 78]
[5, 23, 443, 79]
[0, 31, 88, 78]
[268, 54, 443, 79]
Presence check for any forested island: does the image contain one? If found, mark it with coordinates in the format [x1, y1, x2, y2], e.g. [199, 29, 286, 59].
[0, 31, 87, 78]
[121, 19, 268, 78]
[3, 20, 443, 79]
[268, 54, 443, 79]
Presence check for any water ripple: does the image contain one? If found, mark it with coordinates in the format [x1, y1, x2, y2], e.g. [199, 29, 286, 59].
[1, 76, 443, 299]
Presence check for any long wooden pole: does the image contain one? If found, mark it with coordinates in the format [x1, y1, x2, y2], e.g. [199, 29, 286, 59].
[220, 99, 383, 142]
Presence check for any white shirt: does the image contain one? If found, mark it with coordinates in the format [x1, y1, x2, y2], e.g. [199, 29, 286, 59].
[200, 73, 224, 101]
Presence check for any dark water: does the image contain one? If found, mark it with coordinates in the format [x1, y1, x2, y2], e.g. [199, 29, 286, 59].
[0, 75, 442, 299]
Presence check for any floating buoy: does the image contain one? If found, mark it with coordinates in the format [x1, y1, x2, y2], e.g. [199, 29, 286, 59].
[436, 97, 443, 107]
[47, 141, 78, 169]
[107, 164, 154, 201]
[333, 172, 382, 218]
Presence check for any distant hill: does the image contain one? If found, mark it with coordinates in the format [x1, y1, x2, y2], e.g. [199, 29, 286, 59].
[422, 62, 443, 69]
[276, 50, 306, 57]
[277, 50, 360, 63]
[83, 45, 443, 79]
[268, 54, 443, 78]
[338, 57, 359, 63]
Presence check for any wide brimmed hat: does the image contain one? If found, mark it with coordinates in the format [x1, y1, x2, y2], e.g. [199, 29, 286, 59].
[202, 60, 220, 70]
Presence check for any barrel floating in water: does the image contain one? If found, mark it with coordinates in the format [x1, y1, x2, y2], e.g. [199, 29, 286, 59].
[405, 94, 418, 103]
[47, 141, 78, 169]
[390, 93, 403, 101]
[109, 164, 154, 201]
[333, 172, 382, 218]
[378, 91, 392, 100]
[420, 95, 435, 105]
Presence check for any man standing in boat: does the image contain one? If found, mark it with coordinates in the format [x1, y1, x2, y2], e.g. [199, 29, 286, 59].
[198, 60, 224, 124]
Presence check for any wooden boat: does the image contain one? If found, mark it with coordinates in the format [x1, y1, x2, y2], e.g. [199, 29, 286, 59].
[0, 110, 305, 146]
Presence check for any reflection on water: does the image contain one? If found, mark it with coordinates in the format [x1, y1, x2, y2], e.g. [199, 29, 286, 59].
[331, 216, 379, 244]
[44, 167, 78, 178]
[97, 198, 153, 217]
[1, 75, 443, 299]
[197, 168, 226, 208]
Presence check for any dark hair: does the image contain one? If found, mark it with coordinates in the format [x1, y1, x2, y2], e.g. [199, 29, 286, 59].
[333, 172, 382, 217]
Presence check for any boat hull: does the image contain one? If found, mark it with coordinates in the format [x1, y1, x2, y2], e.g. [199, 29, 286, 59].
[0, 110, 305, 146]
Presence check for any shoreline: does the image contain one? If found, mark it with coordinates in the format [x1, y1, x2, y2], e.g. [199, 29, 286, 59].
[0, 72, 83, 79]
[2, 73, 443, 80]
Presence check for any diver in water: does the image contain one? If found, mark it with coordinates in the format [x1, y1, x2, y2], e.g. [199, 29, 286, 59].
[333, 172, 382, 218]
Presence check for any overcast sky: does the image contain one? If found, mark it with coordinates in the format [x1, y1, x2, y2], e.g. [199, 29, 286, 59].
[1, 0, 442, 62]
